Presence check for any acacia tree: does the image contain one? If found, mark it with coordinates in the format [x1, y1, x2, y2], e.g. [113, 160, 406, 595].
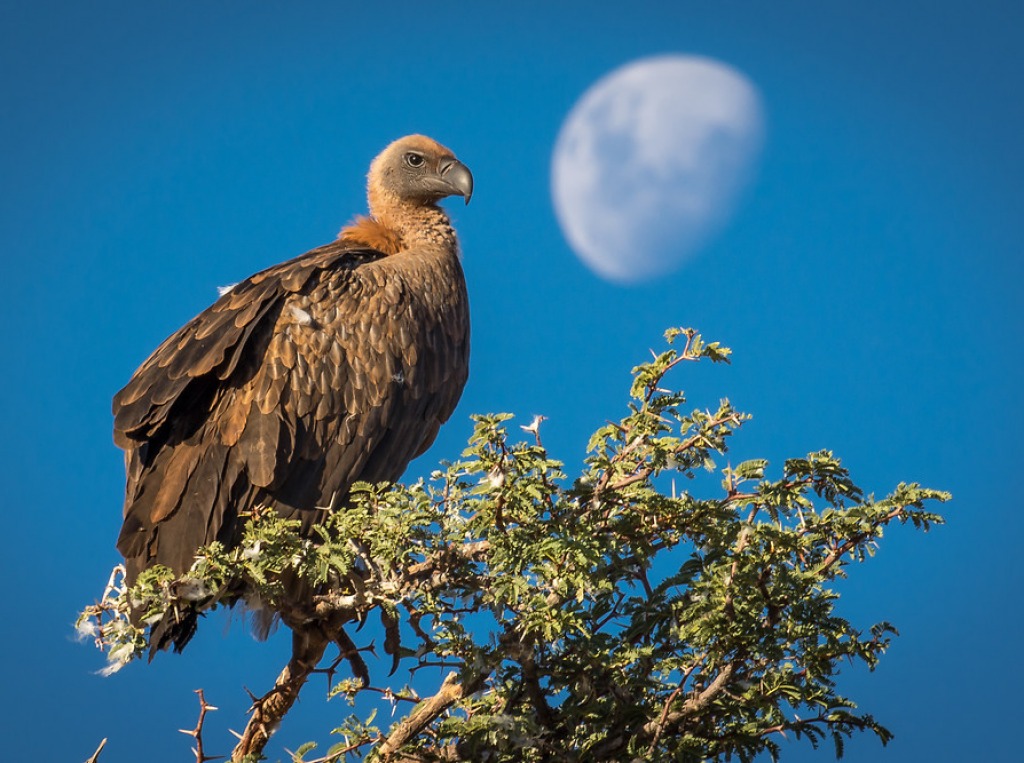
[79, 329, 947, 762]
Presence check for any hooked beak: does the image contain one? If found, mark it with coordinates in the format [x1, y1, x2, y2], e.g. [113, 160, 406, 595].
[438, 159, 474, 205]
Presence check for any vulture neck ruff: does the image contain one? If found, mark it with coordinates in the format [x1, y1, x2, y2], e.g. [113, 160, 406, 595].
[340, 196, 459, 258]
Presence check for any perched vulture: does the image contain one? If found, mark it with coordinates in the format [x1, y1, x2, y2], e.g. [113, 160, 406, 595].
[113, 135, 472, 647]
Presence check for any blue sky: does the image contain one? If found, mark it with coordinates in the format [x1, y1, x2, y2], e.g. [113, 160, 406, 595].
[2, 2, 1021, 761]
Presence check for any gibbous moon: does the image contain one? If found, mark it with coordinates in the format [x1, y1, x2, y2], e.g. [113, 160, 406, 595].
[551, 55, 764, 284]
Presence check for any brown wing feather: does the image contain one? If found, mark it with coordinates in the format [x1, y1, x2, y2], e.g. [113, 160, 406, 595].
[115, 239, 469, 589]
[250, 243, 469, 529]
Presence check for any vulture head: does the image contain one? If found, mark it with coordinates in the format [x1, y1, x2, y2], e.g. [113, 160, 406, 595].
[368, 135, 474, 210]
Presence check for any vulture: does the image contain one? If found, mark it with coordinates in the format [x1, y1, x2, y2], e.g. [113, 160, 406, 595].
[113, 135, 472, 648]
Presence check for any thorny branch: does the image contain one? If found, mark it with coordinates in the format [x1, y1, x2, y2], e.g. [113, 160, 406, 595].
[180, 689, 222, 763]
[231, 628, 330, 762]
[646, 686, 682, 756]
[815, 505, 907, 575]
[376, 671, 487, 760]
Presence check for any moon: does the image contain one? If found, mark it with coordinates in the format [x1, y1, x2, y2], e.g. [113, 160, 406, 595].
[551, 55, 764, 284]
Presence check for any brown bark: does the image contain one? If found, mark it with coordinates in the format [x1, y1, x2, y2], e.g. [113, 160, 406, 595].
[377, 671, 484, 761]
[231, 627, 331, 762]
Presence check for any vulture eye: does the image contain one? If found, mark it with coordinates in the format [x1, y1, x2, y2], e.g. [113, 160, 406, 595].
[404, 152, 425, 168]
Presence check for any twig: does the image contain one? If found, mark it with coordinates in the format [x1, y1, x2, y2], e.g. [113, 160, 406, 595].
[362, 685, 421, 703]
[595, 411, 743, 503]
[84, 738, 107, 763]
[722, 508, 758, 618]
[815, 506, 905, 576]
[405, 540, 490, 576]
[179, 689, 222, 763]
[646, 687, 682, 755]
[644, 652, 707, 755]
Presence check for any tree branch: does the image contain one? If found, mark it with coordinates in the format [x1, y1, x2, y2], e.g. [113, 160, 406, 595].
[231, 627, 331, 762]
[376, 671, 486, 760]
[642, 663, 737, 737]
[815, 506, 905, 576]
[179, 689, 221, 763]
